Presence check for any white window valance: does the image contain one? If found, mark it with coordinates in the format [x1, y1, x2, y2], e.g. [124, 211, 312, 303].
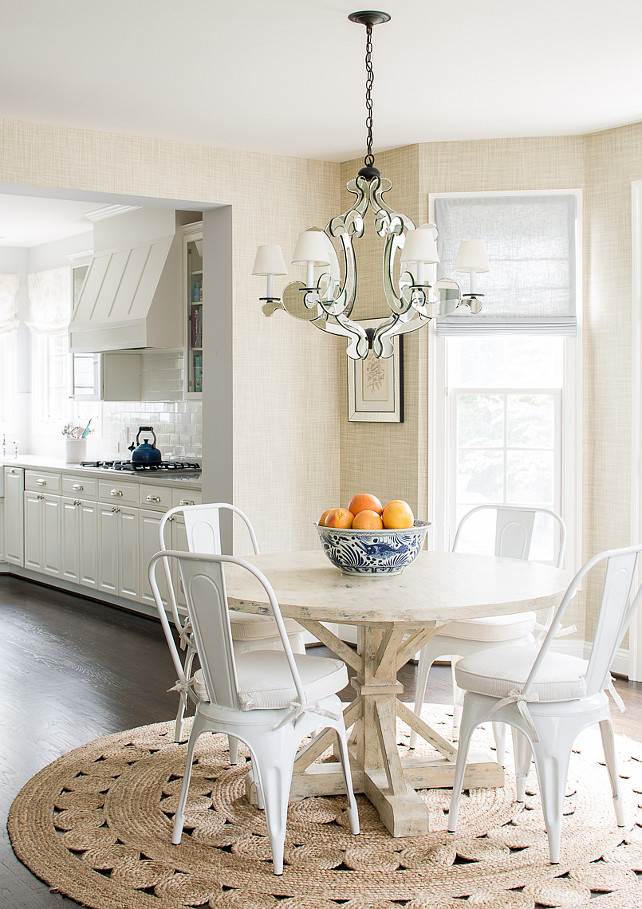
[433, 193, 578, 335]
[0, 273, 19, 334]
[28, 267, 71, 334]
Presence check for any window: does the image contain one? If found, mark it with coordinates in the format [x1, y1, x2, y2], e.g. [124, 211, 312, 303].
[429, 192, 581, 567]
[32, 331, 69, 424]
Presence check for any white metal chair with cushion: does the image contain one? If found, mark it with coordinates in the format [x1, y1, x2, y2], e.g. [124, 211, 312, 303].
[447, 543, 642, 864]
[159, 502, 305, 746]
[410, 505, 566, 762]
[149, 549, 359, 875]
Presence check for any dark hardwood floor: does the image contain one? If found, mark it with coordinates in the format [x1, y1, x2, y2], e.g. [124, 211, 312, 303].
[1, 574, 641, 907]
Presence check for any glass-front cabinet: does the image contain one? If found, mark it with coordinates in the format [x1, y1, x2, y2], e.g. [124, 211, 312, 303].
[184, 223, 203, 397]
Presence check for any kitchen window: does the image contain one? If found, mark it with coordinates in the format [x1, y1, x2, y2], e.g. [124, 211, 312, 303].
[428, 191, 581, 568]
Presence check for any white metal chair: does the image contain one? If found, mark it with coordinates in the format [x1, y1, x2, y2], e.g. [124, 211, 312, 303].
[149, 549, 359, 875]
[159, 503, 305, 746]
[410, 505, 566, 762]
[447, 543, 642, 864]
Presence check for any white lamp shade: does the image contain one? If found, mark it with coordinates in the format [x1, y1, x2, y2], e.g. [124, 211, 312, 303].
[454, 240, 490, 274]
[252, 245, 288, 276]
[292, 230, 331, 266]
[400, 226, 439, 265]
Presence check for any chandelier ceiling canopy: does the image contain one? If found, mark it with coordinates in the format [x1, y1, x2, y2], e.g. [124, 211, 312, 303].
[252, 10, 488, 359]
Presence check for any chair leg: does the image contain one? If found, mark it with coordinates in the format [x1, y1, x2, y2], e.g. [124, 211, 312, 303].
[172, 710, 208, 845]
[447, 696, 479, 833]
[228, 735, 239, 765]
[333, 726, 360, 835]
[530, 737, 573, 864]
[599, 718, 625, 827]
[512, 727, 532, 802]
[452, 663, 464, 733]
[410, 649, 434, 748]
[492, 722, 507, 766]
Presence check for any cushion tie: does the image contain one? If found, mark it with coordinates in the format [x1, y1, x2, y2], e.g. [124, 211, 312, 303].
[274, 700, 341, 731]
[169, 676, 198, 698]
[178, 620, 193, 650]
[534, 622, 577, 642]
[487, 688, 540, 741]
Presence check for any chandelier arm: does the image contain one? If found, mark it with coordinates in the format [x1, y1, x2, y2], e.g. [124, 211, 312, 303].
[308, 312, 370, 359]
[373, 312, 432, 359]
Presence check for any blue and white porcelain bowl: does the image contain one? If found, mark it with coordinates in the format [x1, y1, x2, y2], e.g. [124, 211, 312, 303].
[316, 520, 430, 577]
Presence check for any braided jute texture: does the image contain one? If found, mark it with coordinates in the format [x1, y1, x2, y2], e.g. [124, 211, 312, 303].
[8, 711, 642, 909]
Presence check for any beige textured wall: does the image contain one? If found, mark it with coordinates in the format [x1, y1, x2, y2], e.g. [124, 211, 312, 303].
[0, 118, 342, 553]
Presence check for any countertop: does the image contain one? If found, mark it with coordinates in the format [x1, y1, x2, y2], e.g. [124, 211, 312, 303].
[0, 456, 202, 489]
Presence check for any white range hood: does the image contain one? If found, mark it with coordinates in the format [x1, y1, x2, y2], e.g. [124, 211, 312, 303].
[69, 208, 185, 353]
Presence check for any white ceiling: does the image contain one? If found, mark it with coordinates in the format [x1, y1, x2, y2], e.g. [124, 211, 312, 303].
[1, 0, 642, 244]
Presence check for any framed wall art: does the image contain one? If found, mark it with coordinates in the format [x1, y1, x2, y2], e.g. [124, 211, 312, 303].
[347, 320, 403, 422]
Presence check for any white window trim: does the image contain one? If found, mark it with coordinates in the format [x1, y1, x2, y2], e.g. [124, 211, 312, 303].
[427, 190, 582, 576]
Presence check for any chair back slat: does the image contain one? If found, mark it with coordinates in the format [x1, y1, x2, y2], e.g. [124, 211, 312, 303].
[584, 550, 639, 695]
[177, 554, 240, 709]
[495, 508, 536, 560]
[183, 507, 223, 553]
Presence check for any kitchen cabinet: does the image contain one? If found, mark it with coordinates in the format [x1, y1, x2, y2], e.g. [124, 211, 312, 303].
[184, 223, 203, 398]
[61, 497, 99, 589]
[98, 502, 139, 601]
[24, 491, 61, 577]
[4, 466, 24, 566]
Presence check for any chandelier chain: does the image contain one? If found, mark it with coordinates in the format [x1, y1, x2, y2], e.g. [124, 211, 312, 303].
[364, 24, 375, 167]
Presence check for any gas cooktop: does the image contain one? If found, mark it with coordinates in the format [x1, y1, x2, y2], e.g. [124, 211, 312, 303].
[79, 460, 201, 473]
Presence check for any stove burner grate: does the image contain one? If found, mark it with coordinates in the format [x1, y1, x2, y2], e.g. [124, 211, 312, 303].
[79, 460, 200, 472]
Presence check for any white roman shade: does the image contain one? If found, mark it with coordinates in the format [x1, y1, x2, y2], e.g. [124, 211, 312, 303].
[434, 193, 578, 335]
[0, 274, 19, 334]
[27, 267, 71, 334]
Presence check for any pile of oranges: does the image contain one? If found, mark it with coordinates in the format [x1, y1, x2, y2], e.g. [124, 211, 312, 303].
[319, 493, 415, 531]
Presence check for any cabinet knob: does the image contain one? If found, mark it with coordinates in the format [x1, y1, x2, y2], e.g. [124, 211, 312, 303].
[8, 468, 18, 475]
[72, 483, 84, 491]
[37, 493, 45, 500]
[179, 499, 195, 507]
[36, 478, 47, 486]
[74, 499, 82, 506]
[147, 495, 162, 503]
[110, 489, 124, 497]
[112, 505, 120, 513]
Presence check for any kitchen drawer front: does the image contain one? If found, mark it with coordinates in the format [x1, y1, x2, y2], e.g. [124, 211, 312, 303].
[172, 489, 202, 508]
[62, 475, 98, 500]
[139, 484, 174, 510]
[98, 480, 139, 507]
[25, 470, 62, 494]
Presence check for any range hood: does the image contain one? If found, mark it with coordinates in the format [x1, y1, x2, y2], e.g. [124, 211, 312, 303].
[69, 209, 187, 352]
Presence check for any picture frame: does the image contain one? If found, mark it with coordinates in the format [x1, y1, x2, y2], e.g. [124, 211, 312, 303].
[347, 320, 403, 422]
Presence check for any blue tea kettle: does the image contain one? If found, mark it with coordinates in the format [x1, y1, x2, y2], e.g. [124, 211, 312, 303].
[129, 426, 162, 465]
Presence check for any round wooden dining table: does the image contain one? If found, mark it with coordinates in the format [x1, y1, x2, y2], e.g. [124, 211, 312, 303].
[223, 549, 571, 837]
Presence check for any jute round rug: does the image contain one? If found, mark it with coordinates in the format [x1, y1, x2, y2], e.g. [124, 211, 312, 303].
[8, 711, 642, 909]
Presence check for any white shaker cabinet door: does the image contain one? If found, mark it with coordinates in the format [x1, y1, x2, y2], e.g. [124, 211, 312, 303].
[42, 494, 61, 577]
[3, 467, 24, 566]
[24, 491, 43, 572]
[79, 500, 99, 589]
[61, 497, 80, 583]
[98, 504, 119, 596]
[119, 506, 139, 600]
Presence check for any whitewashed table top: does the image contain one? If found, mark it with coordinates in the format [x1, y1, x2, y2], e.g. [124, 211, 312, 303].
[223, 550, 571, 626]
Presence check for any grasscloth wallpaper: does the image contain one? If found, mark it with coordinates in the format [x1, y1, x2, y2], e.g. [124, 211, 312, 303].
[2, 116, 642, 654]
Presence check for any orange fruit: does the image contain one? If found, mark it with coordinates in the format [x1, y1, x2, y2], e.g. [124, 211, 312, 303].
[382, 500, 414, 529]
[352, 509, 384, 530]
[319, 509, 333, 527]
[324, 508, 354, 529]
[348, 493, 383, 516]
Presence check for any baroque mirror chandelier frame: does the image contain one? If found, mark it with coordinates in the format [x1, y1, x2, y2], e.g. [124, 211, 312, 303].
[253, 10, 488, 360]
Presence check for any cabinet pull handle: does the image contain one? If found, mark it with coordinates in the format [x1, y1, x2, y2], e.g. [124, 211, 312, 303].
[179, 499, 195, 506]
[112, 505, 120, 513]
[36, 479, 47, 486]
[110, 489, 124, 497]
[72, 483, 83, 490]
[147, 495, 162, 503]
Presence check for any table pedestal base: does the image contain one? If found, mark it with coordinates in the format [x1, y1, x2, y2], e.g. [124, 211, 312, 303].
[245, 620, 505, 837]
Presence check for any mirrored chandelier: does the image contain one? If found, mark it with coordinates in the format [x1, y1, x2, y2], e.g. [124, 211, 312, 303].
[252, 10, 489, 360]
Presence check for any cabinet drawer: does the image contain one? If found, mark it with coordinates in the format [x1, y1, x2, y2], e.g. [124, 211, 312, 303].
[62, 475, 98, 500]
[139, 484, 173, 510]
[172, 489, 202, 508]
[25, 470, 61, 493]
[98, 480, 138, 506]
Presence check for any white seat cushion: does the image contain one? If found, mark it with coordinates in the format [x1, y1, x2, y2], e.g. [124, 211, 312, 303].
[230, 612, 302, 642]
[193, 651, 348, 710]
[436, 611, 536, 643]
[455, 643, 589, 703]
